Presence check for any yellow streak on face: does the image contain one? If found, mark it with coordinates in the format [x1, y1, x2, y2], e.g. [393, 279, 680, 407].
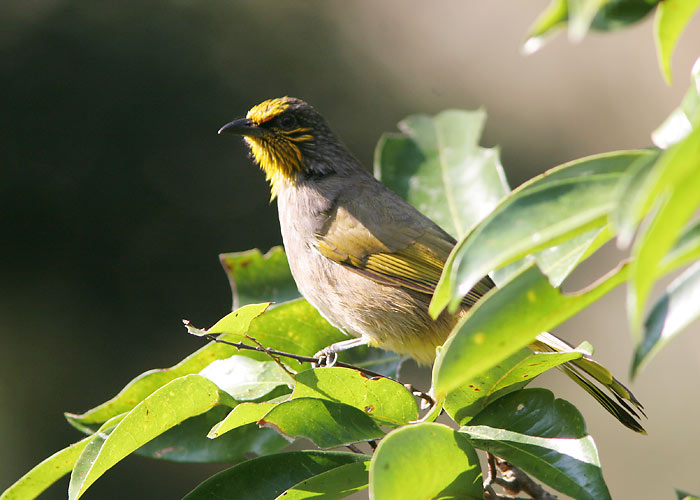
[246, 97, 291, 126]
[244, 135, 304, 199]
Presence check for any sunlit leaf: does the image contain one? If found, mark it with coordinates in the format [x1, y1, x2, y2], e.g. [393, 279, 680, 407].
[567, 0, 608, 41]
[0, 415, 124, 500]
[219, 246, 299, 310]
[523, 0, 568, 54]
[68, 375, 232, 499]
[654, 0, 700, 84]
[661, 218, 700, 273]
[369, 422, 482, 500]
[653, 57, 700, 148]
[632, 260, 700, 377]
[375, 109, 509, 240]
[66, 303, 270, 428]
[444, 350, 582, 425]
[434, 263, 627, 396]
[629, 127, 700, 332]
[463, 389, 610, 500]
[275, 460, 370, 500]
[431, 150, 649, 316]
[199, 355, 293, 401]
[208, 400, 283, 438]
[260, 398, 384, 449]
[291, 367, 418, 427]
[184, 451, 368, 500]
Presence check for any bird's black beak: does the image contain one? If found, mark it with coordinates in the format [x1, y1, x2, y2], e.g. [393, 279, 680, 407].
[218, 118, 265, 137]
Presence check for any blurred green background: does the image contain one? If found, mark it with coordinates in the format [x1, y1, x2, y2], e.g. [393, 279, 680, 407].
[2, 1, 700, 498]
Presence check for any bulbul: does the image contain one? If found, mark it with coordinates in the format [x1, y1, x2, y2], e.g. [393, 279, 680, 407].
[219, 96, 645, 433]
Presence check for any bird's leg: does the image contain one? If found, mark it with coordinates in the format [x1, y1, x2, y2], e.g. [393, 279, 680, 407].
[314, 337, 369, 367]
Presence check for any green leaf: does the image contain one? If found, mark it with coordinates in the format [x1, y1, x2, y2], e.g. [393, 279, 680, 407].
[208, 400, 283, 438]
[68, 375, 231, 500]
[369, 422, 482, 500]
[677, 490, 700, 500]
[523, 0, 568, 54]
[611, 151, 661, 248]
[591, 0, 657, 31]
[199, 355, 293, 401]
[219, 246, 300, 310]
[653, 57, 700, 148]
[661, 218, 700, 273]
[184, 451, 368, 500]
[434, 262, 627, 396]
[260, 398, 385, 448]
[275, 460, 370, 500]
[135, 406, 287, 462]
[291, 367, 418, 427]
[0, 437, 91, 500]
[431, 150, 649, 316]
[339, 345, 405, 379]
[655, 0, 700, 84]
[534, 226, 612, 288]
[66, 303, 270, 428]
[375, 109, 509, 240]
[632, 260, 700, 377]
[463, 388, 610, 500]
[0, 414, 124, 500]
[444, 349, 582, 425]
[629, 127, 700, 332]
[231, 298, 346, 369]
[568, 0, 609, 41]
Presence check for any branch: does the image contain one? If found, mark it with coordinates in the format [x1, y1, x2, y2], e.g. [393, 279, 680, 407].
[484, 453, 557, 500]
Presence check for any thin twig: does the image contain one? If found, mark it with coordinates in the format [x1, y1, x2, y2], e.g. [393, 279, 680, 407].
[244, 334, 296, 378]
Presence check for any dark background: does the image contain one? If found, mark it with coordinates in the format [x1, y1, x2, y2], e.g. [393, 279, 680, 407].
[2, 2, 700, 498]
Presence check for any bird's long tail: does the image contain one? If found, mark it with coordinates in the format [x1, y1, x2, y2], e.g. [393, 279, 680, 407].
[531, 331, 646, 434]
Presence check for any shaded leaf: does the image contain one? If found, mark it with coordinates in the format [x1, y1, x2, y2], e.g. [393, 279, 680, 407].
[463, 388, 610, 500]
[275, 460, 370, 500]
[369, 422, 482, 500]
[632, 260, 700, 377]
[434, 262, 627, 396]
[568, 0, 608, 41]
[339, 345, 405, 379]
[444, 350, 582, 425]
[591, 0, 657, 31]
[260, 398, 384, 449]
[431, 150, 649, 316]
[375, 109, 509, 240]
[291, 367, 418, 427]
[66, 303, 270, 428]
[199, 355, 293, 401]
[135, 406, 287, 462]
[68, 375, 231, 499]
[219, 246, 300, 310]
[184, 451, 368, 500]
[655, 0, 700, 84]
[677, 490, 700, 500]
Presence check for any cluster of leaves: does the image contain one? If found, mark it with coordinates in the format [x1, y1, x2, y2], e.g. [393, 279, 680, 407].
[4, 59, 700, 498]
[4, 17, 700, 500]
[525, 0, 700, 84]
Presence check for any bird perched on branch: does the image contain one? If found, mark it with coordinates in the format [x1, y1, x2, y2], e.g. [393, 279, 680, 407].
[219, 96, 645, 433]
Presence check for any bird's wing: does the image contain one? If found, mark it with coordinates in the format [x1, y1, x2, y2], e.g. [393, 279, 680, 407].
[314, 184, 492, 305]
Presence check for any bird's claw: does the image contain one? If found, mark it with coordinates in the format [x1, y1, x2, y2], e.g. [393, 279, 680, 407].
[313, 347, 338, 368]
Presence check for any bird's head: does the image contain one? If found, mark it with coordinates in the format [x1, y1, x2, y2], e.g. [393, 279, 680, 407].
[219, 97, 345, 198]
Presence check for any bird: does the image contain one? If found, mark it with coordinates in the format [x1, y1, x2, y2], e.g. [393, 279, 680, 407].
[218, 96, 645, 433]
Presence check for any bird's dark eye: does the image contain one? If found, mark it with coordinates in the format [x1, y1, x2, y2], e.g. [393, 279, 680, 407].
[278, 114, 297, 130]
